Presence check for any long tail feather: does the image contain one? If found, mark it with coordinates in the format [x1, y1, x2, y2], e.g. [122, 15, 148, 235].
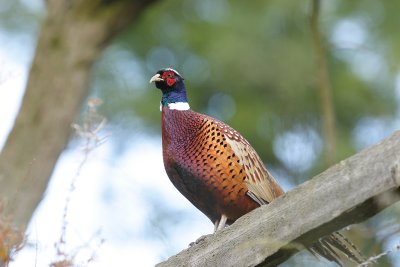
[309, 231, 366, 266]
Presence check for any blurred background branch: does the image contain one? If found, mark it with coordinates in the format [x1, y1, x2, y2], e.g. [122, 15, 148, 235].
[310, 0, 337, 166]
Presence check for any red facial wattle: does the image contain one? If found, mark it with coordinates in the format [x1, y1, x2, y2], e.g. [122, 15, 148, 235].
[162, 71, 177, 87]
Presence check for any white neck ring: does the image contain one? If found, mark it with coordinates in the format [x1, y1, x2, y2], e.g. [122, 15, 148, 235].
[166, 102, 190, 111]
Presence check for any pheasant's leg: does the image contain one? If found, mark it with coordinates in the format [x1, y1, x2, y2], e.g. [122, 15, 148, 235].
[215, 214, 227, 232]
[214, 220, 219, 232]
[190, 214, 228, 246]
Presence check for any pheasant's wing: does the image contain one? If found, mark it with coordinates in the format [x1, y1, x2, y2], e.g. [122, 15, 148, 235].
[214, 120, 285, 204]
[210, 118, 365, 265]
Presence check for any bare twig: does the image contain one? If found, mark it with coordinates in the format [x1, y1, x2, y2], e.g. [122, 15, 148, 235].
[310, 0, 337, 165]
[51, 98, 107, 267]
[358, 243, 400, 266]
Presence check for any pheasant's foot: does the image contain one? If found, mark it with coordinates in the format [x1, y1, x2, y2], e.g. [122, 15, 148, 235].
[189, 234, 213, 247]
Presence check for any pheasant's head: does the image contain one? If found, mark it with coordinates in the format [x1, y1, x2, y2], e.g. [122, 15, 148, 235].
[150, 68, 189, 108]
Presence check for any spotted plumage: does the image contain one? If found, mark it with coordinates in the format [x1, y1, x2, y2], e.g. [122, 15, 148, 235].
[161, 107, 277, 227]
[150, 68, 365, 266]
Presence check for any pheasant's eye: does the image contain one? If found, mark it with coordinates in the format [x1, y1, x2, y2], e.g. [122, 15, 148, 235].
[162, 71, 175, 79]
[160, 71, 177, 86]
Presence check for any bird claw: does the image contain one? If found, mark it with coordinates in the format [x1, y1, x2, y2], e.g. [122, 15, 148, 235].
[189, 234, 213, 247]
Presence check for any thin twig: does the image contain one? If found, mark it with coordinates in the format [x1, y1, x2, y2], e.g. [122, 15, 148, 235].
[310, 0, 337, 165]
[357, 243, 400, 266]
[52, 98, 107, 266]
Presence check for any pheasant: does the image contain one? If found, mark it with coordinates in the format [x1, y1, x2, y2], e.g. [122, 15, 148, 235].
[150, 68, 365, 266]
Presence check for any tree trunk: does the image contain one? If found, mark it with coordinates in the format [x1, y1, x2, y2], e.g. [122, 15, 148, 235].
[0, 0, 158, 228]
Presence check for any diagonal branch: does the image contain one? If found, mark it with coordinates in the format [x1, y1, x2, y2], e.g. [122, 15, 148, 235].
[157, 131, 400, 267]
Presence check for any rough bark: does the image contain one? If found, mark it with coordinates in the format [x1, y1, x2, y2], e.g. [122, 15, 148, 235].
[157, 131, 400, 267]
[0, 0, 158, 227]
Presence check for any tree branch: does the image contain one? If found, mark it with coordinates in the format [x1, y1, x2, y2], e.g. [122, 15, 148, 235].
[157, 131, 400, 267]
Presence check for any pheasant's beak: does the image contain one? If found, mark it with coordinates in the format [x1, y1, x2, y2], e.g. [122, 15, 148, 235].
[149, 73, 164, 83]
